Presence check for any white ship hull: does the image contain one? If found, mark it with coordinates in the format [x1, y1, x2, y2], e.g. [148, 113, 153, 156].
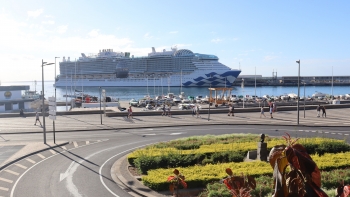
[55, 70, 240, 87]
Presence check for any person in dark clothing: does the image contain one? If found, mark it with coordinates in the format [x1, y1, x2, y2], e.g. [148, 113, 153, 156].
[322, 106, 326, 118]
[20, 109, 25, 117]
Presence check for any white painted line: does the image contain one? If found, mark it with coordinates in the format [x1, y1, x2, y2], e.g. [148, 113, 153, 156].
[325, 132, 329, 133]
[97, 140, 101, 142]
[143, 134, 156, 136]
[338, 133, 343, 135]
[311, 131, 316, 133]
[25, 158, 36, 164]
[14, 164, 27, 169]
[4, 170, 19, 176]
[49, 150, 56, 155]
[0, 187, 9, 191]
[10, 139, 111, 197]
[299, 130, 303, 131]
[144, 129, 154, 130]
[61, 146, 67, 150]
[86, 141, 90, 145]
[73, 141, 78, 148]
[37, 154, 45, 159]
[170, 133, 182, 135]
[305, 131, 309, 132]
[331, 133, 336, 135]
[0, 177, 13, 183]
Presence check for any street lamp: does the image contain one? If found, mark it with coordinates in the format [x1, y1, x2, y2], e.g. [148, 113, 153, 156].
[54, 57, 60, 144]
[296, 60, 300, 125]
[302, 81, 306, 118]
[41, 59, 54, 144]
[99, 86, 102, 125]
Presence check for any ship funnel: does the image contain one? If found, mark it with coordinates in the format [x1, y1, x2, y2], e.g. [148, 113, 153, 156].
[152, 47, 156, 53]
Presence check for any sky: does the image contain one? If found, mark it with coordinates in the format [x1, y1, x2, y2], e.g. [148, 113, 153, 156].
[0, 0, 350, 82]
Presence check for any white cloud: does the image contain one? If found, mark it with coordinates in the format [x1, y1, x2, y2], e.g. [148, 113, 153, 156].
[27, 9, 44, 18]
[144, 33, 153, 39]
[42, 20, 55, 25]
[88, 29, 99, 37]
[264, 56, 278, 61]
[57, 25, 68, 34]
[45, 15, 54, 18]
[169, 31, 178, 34]
[211, 38, 223, 43]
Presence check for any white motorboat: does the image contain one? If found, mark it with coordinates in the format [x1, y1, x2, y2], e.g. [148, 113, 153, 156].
[173, 96, 182, 103]
[288, 93, 298, 99]
[179, 92, 186, 99]
[312, 92, 327, 98]
[182, 98, 190, 103]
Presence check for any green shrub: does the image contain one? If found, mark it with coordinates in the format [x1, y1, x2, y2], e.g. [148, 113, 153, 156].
[202, 157, 214, 165]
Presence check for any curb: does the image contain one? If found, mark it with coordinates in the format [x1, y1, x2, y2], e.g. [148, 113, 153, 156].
[0, 122, 350, 135]
[0, 141, 70, 171]
[111, 155, 161, 197]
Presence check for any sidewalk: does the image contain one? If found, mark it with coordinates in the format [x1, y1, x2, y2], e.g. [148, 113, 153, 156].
[0, 108, 349, 134]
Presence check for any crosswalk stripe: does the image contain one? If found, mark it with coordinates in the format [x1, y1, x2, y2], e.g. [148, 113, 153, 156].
[15, 164, 27, 169]
[37, 154, 45, 159]
[61, 146, 67, 150]
[86, 141, 90, 145]
[49, 150, 57, 155]
[4, 170, 19, 176]
[73, 141, 78, 148]
[25, 158, 36, 164]
[0, 177, 13, 183]
[0, 187, 9, 191]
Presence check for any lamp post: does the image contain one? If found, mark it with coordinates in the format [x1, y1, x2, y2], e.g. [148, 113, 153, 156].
[331, 66, 333, 98]
[99, 86, 102, 125]
[302, 81, 306, 118]
[41, 59, 54, 144]
[54, 57, 60, 144]
[296, 60, 300, 125]
[208, 75, 211, 121]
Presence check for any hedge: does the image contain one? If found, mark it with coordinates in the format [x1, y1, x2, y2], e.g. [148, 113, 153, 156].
[129, 138, 350, 174]
[142, 151, 350, 191]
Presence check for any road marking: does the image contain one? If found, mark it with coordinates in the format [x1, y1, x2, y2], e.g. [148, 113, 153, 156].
[0, 177, 13, 183]
[305, 131, 309, 132]
[311, 131, 316, 133]
[49, 150, 56, 155]
[299, 130, 303, 131]
[170, 133, 182, 135]
[14, 164, 27, 169]
[4, 170, 19, 176]
[73, 141, 78, 148]
[86, 141, 90, 145]
[331, 133, 336, 135]
[142, 134, 156, 135]
[61, 146, 67, 150]
[325, 132, 329, 133]
[0, 187, 9, 191]
[338, 133, 343, 135]
[37, 154, 45, 159]
[100, 143, 155, 197]
[25, 158, 36, 164]
[345, 134, 349, 136]
[10, 140, 110, 197]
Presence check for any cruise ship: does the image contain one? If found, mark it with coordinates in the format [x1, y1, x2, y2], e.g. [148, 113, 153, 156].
[55, 47, 241, 87]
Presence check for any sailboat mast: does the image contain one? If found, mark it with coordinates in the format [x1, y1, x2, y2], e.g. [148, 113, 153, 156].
[74, 59, 77, 98]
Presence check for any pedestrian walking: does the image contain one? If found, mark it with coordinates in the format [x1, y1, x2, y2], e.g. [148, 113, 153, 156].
[192, 105, 196, 117]
[322, 105, 326, 118]
[127, 106, 133, 119]
[269, 105, 273, 118]
[20, 109, 25, 117]
[168, 105, 172, 117]
[196, 105, 201, 118]
[162, 104, 166, 116]
[228, 104, 233, 116]
[34, 111, 42, 126]
[260, 106, 266, 118]
[316, 104, 321, 117]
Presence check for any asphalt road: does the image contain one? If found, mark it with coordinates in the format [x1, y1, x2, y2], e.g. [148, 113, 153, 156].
[1, 125, 349, 197]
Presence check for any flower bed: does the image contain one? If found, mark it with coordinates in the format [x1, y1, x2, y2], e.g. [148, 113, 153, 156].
[142, 151, 350, 191]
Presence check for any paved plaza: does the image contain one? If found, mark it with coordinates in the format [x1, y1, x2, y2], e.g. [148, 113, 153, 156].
[0, 108, 349, 134]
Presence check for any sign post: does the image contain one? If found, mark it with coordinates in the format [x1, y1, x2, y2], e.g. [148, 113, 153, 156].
[102, 89, 106, 116]
[48, 97, 57, 143]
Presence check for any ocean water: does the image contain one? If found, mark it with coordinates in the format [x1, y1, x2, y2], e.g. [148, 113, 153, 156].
[2, 81, 349, 102]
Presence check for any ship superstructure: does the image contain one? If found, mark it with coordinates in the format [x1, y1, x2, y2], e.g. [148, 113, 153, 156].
[55, 47, 241, 87]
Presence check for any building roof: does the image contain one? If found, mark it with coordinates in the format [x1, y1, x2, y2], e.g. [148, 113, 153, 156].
[0, 86, 30, 91]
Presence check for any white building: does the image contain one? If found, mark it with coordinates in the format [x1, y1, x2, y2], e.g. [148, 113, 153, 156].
[0, 86, 36, 112]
